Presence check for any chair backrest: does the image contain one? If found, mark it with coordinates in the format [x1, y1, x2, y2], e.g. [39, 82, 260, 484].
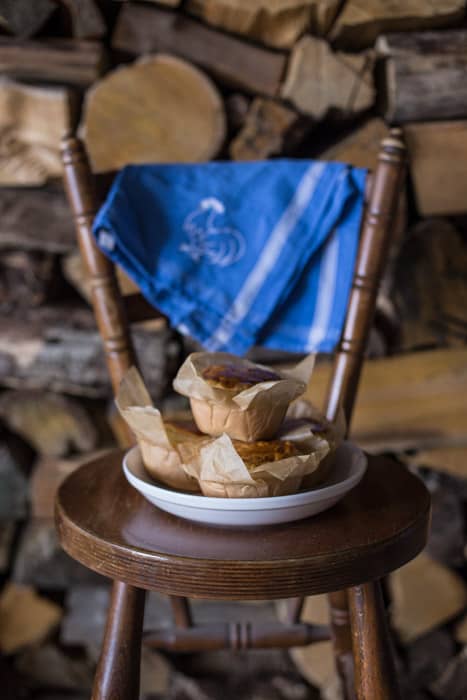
[61, 131, 406, 442]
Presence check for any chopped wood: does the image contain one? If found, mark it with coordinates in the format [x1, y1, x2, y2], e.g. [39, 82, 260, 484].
[149, 0, 181, 5]
[0, 251, 61, 312]
[390, 552, 467, 643]
[13, 519, 105, 589]
[63, 250, 139, 303]
[230, 98, 308, 160]
[187, 0, 342, 49]
[376, 30, 467, 123]
[0, 305, 180, 399]
[0, 583, 62, 654]
[404, 121, 467, 216]
[430, 648, 467, 700]
[455, 614, 467, 644]
[392, 219, 467, 350]
[0, 79, 73, 186]
[30, 450, 111, 518]
[0, 391, 98, 457]
[112, 4, 287, 97]
[0, 37, 105, 86]
[329, 0, 466, 51]
[404, 630, 456, 697]
[304, 348, 467, 453]
[225, 93, 250, 134]
[426, 477, 465, 568]
[320, 117, 389, 170]
[0, 187, 75, 253]
[280, 36, 375, 120]
[0, 522, 14, 573]
[57, 0, 106, 39]
[0, 432, 32, 520]
[0, 0, 57, 38]
[80, 54, 226, 173]
[15, 644, 94, 692]
[284, 595, 336, 691]
[408, 446, 467, 480]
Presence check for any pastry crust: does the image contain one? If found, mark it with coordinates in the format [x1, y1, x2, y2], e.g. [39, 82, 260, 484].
[201, 363, 280, 393]
[232, 438, 298, 468]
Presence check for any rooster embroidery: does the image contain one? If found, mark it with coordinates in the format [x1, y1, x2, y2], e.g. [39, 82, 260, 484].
[180, 198, 246, 268]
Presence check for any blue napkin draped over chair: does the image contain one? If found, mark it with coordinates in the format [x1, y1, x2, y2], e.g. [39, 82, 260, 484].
[93, 160, 367, 355]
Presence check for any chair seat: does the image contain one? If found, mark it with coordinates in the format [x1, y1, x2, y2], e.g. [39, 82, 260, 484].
[55, 448, 430, 600]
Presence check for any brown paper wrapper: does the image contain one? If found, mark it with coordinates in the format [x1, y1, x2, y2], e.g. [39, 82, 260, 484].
[116, 367, 205, 492]
[183, 432, 330, 498]
[173, 352, 315, 442]
[280, 399, 346, 488]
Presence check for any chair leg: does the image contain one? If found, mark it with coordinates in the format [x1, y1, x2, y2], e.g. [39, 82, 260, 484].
[328, 590, 356, 700]
[92, 581, 146, 700]
[348, 581, 401, 700]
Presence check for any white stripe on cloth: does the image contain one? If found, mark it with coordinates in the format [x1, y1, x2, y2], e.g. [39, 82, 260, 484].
[306, 228, 340, 351]
[205, 162, 326, 351]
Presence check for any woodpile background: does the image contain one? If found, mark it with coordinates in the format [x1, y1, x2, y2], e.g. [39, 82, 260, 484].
[0, 1, 467, 699]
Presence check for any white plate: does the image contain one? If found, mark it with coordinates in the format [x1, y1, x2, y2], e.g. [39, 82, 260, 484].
[122, 442, 367, 527]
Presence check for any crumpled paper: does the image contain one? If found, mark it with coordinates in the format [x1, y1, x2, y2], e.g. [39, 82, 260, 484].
[116, 367, 205, 492]
[184, 432, 330, 498]
[173, 352, 316, 441]
[279, 398, 347, 488]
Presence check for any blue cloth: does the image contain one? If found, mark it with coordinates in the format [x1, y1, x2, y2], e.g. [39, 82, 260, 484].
[93, 160, 366, 355]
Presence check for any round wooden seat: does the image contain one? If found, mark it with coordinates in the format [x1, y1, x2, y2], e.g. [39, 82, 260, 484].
[56, 449, 430, 600]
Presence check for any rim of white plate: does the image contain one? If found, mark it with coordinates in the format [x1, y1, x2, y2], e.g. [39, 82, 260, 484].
[123, 441, 367, 512]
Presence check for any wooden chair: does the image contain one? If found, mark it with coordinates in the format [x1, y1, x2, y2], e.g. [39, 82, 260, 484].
[57, 130, 430, 700]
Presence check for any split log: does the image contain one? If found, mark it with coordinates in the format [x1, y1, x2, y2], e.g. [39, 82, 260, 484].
[15, 644, 94, 693]
[63, 250, 139, 302]
[391, 219, 467, 350]
[304, 348, 467, 453]
[0, 583, 62, 654]
[0, 305, 181, 399]
[0, 0, 57, 38]
[0, 391, 98, 457]
[225, 93, 250, 133]
[30, 450, 111, 518]
[0, 187, 75, 253]
[0, 37, 105, 86]
[404, 121, 467, 216]
[12, 519, 105, 588]
[390, 553, 467, 644]
[376, 31, 467, 123]
[0, 432, 32, 520]
[230, 98, 309, 160]
[0, 523, 14, 573]
[57, 0, 106, 39]
[112, 4, 287, 97]
[407, 446, 467, 481]
[0, 79, 73, 186]
[186, 0, 342, 49]
[329, 0, 466, 51]
[0, 251, 61, 311]
[280, 36, 374, 120]
[80, 55, 226, 172]
[320, 117, 389, 170]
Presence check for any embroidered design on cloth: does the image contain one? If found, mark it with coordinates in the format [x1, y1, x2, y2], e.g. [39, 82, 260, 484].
[180, 197, 246, 268]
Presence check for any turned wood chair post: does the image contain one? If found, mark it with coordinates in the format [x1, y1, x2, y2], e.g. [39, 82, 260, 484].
[325, 129, 406, 699]
[61, 135, 192, 698]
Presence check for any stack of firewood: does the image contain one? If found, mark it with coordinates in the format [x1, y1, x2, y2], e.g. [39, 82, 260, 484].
[0, 1, 467, 699]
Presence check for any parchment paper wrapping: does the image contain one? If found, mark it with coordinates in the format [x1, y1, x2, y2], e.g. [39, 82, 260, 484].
[183, 432, 330, 498]
[116, 367, 205, 492]
[280, 399, 347, 488]
[173, 352, 316, 441]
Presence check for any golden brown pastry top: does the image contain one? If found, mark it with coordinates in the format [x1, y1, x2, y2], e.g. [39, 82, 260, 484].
[201, 363, 281, 392]
[232, 439, 298, 468]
